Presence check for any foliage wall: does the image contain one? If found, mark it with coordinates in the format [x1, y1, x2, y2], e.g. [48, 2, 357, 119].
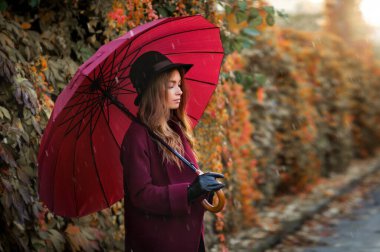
[245, 27, 380, 197]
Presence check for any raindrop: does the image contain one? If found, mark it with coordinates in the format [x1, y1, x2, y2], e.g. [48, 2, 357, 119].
[186, 224, 190, 231]
[45, 150, 49, 157]
[93, 147, 97, 154]
[171, 43, 176, 49]
[115, 76, 119, 84]
[130, 30, 135, 37]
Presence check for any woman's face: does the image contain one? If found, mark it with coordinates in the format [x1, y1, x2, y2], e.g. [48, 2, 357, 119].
[166, 69, 183, 109]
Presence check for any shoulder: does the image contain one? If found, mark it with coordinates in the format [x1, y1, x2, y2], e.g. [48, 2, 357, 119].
[127, 121, 148, 136]
[122, 121, 150, 147]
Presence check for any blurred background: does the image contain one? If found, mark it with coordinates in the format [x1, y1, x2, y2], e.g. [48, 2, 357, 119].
[1, 0, 380, 251]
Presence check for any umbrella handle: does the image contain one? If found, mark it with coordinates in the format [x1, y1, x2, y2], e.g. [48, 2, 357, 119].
[201, 189, 225, 213]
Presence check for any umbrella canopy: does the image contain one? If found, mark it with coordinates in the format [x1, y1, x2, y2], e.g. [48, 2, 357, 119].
[38, 15, 224, 217]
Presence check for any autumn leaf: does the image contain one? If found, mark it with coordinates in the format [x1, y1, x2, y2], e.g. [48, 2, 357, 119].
[20, 22, 31, 30]
[13, 77, 39, 115]
[0, 106, 11, 120]
[0, 143, 17, 168]
[0, 53, 16, 83]
[65, 224, 80, 235]
[257, 87, 265, 104]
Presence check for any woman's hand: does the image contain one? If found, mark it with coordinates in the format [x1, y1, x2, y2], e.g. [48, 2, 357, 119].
[187, 172, 225, 202]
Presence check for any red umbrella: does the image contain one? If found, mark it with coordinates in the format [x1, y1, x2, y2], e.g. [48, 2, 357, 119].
[38, 15, 224, 217]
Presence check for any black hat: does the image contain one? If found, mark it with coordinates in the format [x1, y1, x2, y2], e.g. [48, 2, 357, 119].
[130, 51, 193, 105]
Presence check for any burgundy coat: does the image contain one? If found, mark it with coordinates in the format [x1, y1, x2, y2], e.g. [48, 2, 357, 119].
[120, 121, 205, 252]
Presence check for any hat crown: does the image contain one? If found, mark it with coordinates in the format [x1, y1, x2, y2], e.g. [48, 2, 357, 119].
[130, 51, 172, 90]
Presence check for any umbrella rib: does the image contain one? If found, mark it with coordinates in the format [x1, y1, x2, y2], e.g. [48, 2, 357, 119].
[89, 105, 111, 208]
[99, 73, 131, 87]
[59, 75, 102, 135]
[103, 50, 117, 88]
[60, 96, 95, 135]
[185, 77, 217, 86]
[111, 84, 136, 94]
[76, 101, 101, 139]
[106, 43, 133, 89]
[113, 91, 136, 95]
[100, 41, 132, 86]
[107, 95, 111, 123]
[100, 101, 121, 150]
[72, 131, 79, 216]
[62, 93, 101, 110]
[107, 46, 141, 89]
[89, 99, 103, 138]
[59, 96, 102, 133]
[57, 85, 98, 124]
[97, 55, 111, 92]
[62, 99, 103, 140]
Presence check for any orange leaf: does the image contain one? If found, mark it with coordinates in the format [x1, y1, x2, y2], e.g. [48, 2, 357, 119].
[257, 87, 265, 104]
[21, 22, 31, 30]
[65, 224, 80, 235]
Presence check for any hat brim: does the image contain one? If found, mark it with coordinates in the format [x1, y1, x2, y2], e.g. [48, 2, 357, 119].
[155, 63, 193, 76]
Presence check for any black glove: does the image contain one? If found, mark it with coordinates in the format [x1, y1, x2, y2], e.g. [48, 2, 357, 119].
[187, 172, 225, 202]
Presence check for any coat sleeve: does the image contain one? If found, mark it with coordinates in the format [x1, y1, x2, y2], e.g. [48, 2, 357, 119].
[121, 124, 191, 216]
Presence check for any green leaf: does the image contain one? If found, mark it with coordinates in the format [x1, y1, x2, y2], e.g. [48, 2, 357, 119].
[157, 7, 169, 17]
[225, 5, 232, 15]
[242, 39, 255, 49]
[235, 71, 243, 83]
[238, 1, 247, 11]
[249, 16, 263, 27]
[0, 143, 17, 167]
[263, 6, 275, 15]
[166, 5, 176, 13]
[242, 28, 260, 37]
[277, 9, 289, 19]
[235, 10, 247, 24]
[231, 40, 243, 52]
[48, 230, 65, 251]
[0, 106, 11, 120]
[266, 14, 275, 26]
[244, 74, 254, 87]
[254, 73, 266, 86]
[250, 8, 260, 19]
[38, 231, 49, 239]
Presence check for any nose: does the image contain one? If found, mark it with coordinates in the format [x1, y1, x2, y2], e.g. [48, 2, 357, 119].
[176, 86, 183, 95]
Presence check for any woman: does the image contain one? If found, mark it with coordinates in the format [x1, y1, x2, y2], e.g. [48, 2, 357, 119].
[120, 51, 225, 252]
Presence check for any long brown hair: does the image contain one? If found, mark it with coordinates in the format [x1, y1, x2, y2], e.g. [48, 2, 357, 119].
[137, 68, 196, 169]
